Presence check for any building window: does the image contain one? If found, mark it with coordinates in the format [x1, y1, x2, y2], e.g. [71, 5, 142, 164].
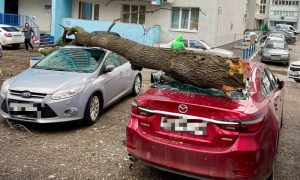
[272, 0, 299, 5]
[122, 5, 146, 24]
[79, 2, 100, 20]
[171, 7, 199, 30]
[260, 5, 266, 14]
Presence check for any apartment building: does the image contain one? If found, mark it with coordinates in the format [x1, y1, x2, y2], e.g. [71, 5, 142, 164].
[247, 0, 300, 30]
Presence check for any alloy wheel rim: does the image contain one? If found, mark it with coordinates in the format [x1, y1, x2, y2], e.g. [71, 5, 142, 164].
[90, 96, 99, 121]
[135, 76, 141, 94]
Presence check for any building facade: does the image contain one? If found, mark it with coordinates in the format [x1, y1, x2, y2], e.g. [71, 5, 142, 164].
[0, 0, 248, 47]
[247, 0, 300, 30]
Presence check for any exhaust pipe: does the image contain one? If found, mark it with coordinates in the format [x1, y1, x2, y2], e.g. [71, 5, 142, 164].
[128, 155, 137, 170]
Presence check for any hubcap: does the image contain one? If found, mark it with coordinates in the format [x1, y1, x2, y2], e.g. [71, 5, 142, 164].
[134, 76, 141, 94]
[90, 96, 100, 121]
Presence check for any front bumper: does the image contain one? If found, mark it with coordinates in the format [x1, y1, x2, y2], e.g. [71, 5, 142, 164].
[0, 91, 87, 123]
[262, 55, 289, 63]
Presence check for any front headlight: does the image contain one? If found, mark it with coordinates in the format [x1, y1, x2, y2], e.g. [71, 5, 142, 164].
[282, 54, 289, 58]
[1, 81, 9, 94]
[51, 85, 84, 100]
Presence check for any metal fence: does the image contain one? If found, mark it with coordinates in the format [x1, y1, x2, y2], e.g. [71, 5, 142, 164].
[0, 13, 40, 37]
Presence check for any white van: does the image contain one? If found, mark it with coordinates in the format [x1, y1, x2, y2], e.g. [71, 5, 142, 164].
[275, 24, 299, 34]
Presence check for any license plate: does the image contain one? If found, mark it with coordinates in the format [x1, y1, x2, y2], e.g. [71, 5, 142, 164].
[160, 117, 207, 135]
[9, 102, 38, 118]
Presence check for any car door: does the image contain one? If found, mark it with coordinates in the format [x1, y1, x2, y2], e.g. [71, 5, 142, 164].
[118, 56, 133, 93]
[265, 68, 284, 126]
[101, 52, 125, 105]
[261, 69, 281, 127]
[188, 40, 206, 53]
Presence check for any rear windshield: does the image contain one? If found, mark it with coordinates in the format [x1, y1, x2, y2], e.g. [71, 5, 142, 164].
[1, 27, 20, 32]
[265, 41, 287, 49]
[152, 80, 248, 100]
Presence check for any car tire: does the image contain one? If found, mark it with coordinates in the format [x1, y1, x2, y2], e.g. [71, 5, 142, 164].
[12, 44, 20, 49]
[131, 74, 142, 96]
[83, 94, 102, 126]
[295, 79, 300, 83]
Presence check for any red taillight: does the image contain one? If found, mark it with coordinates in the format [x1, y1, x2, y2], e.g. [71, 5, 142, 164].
[131, 100, 152, 117]
[219, 116, 264, 133]
[4, 33, 12, 37]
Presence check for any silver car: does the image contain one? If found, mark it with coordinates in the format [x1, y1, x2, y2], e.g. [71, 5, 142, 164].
[154, 39, 234, 58]
[261, 40, 290, 66]
[288, 60, 300, 82]
[0, 46, 142, 125]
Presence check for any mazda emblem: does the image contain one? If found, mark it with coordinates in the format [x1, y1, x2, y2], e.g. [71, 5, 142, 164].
[21, 91, 31, 98]
[178, 104, 188, 114]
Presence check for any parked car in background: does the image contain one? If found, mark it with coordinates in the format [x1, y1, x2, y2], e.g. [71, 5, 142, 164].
[271, 29, 296, 44]
[288, 61, 300, 82]
[154, 39, 234, 58]
[275, 24, 299, 35]
[268, 33, 285, 41]
[126, 62, 284, 179]
[0, 46, 142, 125]
[0, 24, 24, 48]
[244, 31, 257, 41]
[261, 40, 290, 65]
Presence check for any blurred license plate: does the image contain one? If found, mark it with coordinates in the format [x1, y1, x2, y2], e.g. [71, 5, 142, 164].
[9, 102, 38, 118]
[161, 117, 207, 135]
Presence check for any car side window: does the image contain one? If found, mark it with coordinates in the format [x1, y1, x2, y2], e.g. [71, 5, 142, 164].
[265, 68, 277, 89]
[119, 56, 129, 65]
[261, 70, 273, 96]
[105, 52, 122, 67]
[190, 40, 205, 49]
[183, 40, 188, 47]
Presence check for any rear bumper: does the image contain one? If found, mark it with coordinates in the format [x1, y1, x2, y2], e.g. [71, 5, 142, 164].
[126, 119, 273, 179]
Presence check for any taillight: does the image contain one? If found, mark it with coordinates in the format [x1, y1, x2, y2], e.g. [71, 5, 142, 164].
[219, 116, 264, 133]
[131, 100, 152, 117]
[4, 33, 12, 37]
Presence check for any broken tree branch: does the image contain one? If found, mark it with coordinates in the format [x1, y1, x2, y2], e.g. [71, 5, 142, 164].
[56, 26, 248, 91]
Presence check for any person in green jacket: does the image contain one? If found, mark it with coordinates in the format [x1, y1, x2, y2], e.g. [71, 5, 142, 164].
[171, 35, 186, 50]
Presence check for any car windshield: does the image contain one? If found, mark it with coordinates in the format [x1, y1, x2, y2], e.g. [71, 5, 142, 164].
[1, 27, 20, 32]
[152, 80, 248, 100]
[33, 48, 106, 73]
[265, 41, 286, 49]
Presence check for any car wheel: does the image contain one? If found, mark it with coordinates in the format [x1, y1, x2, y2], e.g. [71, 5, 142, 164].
[131, 75, 142, 96]
[83, 94, 102, 126]
[12, 44, 20, 49]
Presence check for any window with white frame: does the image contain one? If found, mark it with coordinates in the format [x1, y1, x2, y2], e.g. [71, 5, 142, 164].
[79, 1, 100, 20]
[122, 5, 146, 24]
[171, 7, 199, 30]
[259, 5, 266, 14]
[272, 0, 299, 5]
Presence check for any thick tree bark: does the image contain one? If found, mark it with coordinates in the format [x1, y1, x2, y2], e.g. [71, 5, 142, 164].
[58, 26, 248, 91]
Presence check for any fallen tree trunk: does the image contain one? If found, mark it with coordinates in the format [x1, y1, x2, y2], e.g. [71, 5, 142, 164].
[58, 26, 249, 91]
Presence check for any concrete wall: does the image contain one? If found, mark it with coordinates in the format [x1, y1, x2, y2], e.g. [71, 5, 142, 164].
[215, 0, 247, 46]
[68, 0, 247, 47]
[18, 0, 52, 32]
[51, 0, 72, 42]
[0, 0, 4, 13]
[62, 18, 160, 46]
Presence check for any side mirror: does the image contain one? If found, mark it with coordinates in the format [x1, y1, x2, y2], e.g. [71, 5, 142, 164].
[277, 78, 284, 90]
[104, 64, 115, 73]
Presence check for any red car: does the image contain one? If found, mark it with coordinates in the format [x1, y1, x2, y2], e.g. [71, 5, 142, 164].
[126, 62, 284, 179]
